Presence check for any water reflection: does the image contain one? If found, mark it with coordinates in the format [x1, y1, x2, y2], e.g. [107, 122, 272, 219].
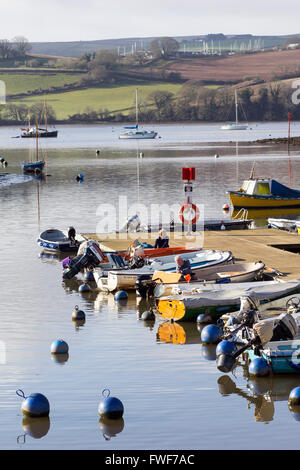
[17, 417, 50, 444]
[218, 371, 300, 423]
[51, 353, 69, 365]
[99, 417, 125, 441]
[156, 321, 201, 345]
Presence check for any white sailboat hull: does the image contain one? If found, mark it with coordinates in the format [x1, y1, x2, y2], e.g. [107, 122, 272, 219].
[119, 131, 157, 139]
[221, 124, 248, 130]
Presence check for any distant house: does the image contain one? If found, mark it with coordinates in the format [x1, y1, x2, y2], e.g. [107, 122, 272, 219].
[287, 43, 300, 49]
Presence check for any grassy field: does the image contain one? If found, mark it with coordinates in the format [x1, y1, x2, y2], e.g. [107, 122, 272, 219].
[9, 82, 182, 119]
[1, 72, 83, 95]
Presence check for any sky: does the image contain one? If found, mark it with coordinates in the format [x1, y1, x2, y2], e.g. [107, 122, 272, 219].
[1, 0, 300, 42]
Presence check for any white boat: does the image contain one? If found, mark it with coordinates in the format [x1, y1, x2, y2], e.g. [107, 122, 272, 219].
[221, 90, 248, 130]
[94, 249, 233, 292]
[268, 218, 299, 232]
[151, 262, 266, 298]
[119, 89, 157, 140]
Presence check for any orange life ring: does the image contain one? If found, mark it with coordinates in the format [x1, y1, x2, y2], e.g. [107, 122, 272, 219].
[179, 203, 200, 224]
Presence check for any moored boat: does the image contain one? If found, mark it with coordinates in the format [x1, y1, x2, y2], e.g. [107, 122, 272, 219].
[148, 262, 266, 298]
[268, 218, 299, 232]
[156, 279, 300, 322]
[227, 178, 300, 209]
[119, 89, 157, 140]
[37, 228, 85, 253]
[94, 249, 233, 292]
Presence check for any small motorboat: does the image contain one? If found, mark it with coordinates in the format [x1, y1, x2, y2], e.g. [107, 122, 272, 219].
[137, 261, 266, 298]
[21, 160, 45, 174]
[156, 279, 300, 321]
[216, 293, 300, 375]
[94, 249, 233, 292]
[37, 227, 85, 253]
[268, 218, 299, 232]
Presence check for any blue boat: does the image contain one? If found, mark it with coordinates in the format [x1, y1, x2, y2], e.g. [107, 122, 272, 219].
[248, 340, 300, 374]
[21, 160, 45, 173]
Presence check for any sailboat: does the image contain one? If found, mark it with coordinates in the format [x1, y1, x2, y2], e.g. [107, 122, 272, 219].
[21, 119, 45, 173]
[221, 90, 248, 130]
[21, 100, 58, 138]
[119, 89, 157, 139]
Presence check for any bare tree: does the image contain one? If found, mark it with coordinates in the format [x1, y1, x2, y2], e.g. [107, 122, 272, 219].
[11, 36, 31, 57]
[0, 39, 13, 59]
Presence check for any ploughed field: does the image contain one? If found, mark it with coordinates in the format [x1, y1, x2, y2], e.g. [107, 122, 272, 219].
[130, 49, 300, 83]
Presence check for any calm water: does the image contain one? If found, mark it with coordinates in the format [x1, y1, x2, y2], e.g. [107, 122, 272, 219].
[1, 122, 300, 450]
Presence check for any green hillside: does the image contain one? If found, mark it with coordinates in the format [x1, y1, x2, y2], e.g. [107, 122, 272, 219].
[8, 82, 182, 119]
[0, 72, 83, 95]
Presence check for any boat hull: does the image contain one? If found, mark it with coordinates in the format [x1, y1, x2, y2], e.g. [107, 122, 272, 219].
[119, 133, 157, 139]
[95, 250, 233, 292]
[153, 262, 266, 298]
[156, 281, 300, 322]
[228, 191, 300, 209]
[21, 131, 58, 138]
[248, 341, 300, 374]
[21, 160, 45, 173]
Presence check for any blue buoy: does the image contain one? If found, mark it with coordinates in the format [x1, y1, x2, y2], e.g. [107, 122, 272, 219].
[72, 305, 85, 321]
[216, 340, 236, 356]
[76, 173, 84, 182]
[98, 389, 124, 420]
[288, 387, 300, 407]
[197, 313, 213, 324]
[79, 283, 91, 293]
[141, 310, 155, 321]
[50, 339, 69, 355]
[114, 290, 128, 301]
[16, 390, 50, 418]
[200, 324, 222, 344]
[249, 357, 271, 377]
[84, 270, 95, 282]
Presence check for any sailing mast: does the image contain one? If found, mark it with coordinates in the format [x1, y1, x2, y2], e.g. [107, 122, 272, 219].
[35, 118, 39, 162]
[136, 88, 138, 128]
[44, 98, 48, 132]
[235, 89, 238, 125]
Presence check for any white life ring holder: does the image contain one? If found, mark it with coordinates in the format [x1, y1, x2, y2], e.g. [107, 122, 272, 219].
[179, 203, 200, 224]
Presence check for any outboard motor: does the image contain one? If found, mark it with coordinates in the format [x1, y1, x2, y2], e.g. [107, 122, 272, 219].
[224, 292, 260, 333]
[217, 312, 298, 374]
[62, 241, 104, 280]
[135, 274, 155, 298]
[270, 313, 298, 342]
[119, 215, 141, 233]
[128, 256, 145, 270]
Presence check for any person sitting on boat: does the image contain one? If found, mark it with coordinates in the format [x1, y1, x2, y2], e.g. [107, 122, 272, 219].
[175, 255, 194, 281]
[154, 229, 169, 249]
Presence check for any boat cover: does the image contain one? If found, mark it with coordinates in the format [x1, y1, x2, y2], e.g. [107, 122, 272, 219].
[271, 180, 300, 197]
[161, 280, 300, 308]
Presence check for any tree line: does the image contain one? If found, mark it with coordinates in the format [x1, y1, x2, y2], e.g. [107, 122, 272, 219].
[1, 81, 300, 125]
[0, 37, 31, 59]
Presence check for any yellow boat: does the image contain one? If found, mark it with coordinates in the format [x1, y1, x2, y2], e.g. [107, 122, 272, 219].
[227, 178, 300, 209]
